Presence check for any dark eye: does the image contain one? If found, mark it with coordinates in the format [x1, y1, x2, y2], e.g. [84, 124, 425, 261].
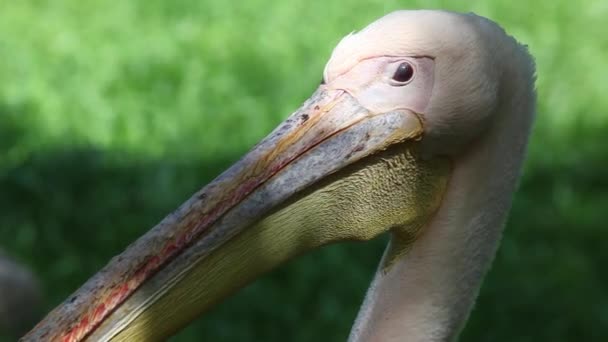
[392, 62, 414, 83]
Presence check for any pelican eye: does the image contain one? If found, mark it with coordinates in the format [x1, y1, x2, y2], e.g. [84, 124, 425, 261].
[391, 62, 414, 84]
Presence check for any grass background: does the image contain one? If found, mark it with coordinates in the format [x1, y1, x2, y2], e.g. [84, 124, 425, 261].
[1, 0, 607, 340]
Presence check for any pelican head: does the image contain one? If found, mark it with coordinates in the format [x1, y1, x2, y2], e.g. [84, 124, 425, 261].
[23, 10, 535, 342]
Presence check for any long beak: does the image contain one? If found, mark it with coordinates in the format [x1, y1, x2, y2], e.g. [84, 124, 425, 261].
[22, 86, 450, 342]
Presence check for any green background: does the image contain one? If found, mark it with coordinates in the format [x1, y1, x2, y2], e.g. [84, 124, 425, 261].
[1, 0, 606, 340]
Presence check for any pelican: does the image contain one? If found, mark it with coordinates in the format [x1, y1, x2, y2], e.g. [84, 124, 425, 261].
[0, 250, 42, 338]
[23, 9, 536, 342]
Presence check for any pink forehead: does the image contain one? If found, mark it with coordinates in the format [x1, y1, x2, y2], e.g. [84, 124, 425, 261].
[323, 10, 471, 81]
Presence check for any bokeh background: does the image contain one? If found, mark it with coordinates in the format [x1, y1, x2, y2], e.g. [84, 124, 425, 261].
[1, 0, 606, 341]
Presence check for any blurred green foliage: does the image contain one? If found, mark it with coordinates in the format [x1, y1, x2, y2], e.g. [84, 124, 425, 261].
[1, 0, 607, 341]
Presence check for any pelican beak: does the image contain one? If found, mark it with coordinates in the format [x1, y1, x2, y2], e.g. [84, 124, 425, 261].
[23, 86, 450, 342]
